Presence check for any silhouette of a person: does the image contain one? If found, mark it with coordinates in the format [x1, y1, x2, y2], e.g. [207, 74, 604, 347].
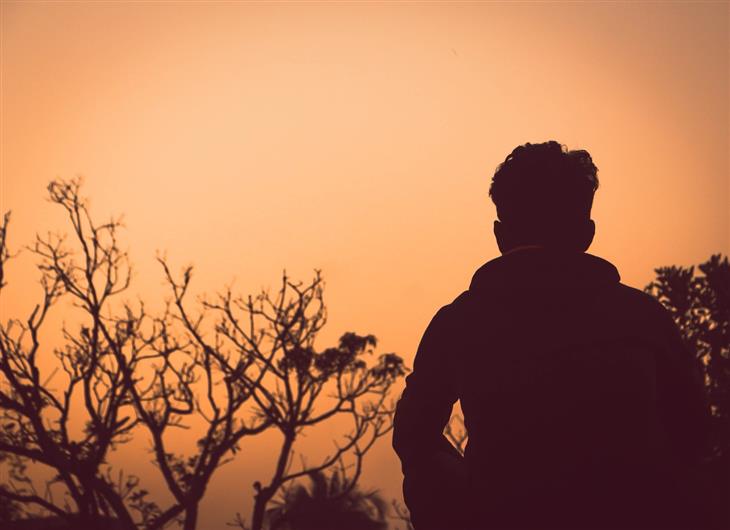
[392, 142, 711, 530]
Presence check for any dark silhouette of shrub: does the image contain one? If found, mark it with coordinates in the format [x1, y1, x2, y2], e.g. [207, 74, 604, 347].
[266, 469, 388, 530]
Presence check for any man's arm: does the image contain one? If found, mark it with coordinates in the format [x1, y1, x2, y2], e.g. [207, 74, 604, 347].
[392, 301, 468, 529]
[392, 302, 463, 472]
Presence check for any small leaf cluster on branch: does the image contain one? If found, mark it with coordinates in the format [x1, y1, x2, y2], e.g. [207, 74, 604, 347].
[0, 178, 406, 530]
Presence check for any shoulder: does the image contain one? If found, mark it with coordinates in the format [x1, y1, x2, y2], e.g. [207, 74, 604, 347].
[604, 283, 683, 347]
[610, 283, 674, 321]
[418, 291, 474, 340]
[433, 290, 474, 321]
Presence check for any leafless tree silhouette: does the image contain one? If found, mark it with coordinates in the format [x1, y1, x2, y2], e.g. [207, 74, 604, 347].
[0, 179, 405, 530]
[214, 273, 405, 530]
[0, 181, 158, 529]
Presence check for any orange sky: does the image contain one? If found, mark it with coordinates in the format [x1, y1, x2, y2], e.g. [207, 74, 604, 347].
[1, 2, 728, 528]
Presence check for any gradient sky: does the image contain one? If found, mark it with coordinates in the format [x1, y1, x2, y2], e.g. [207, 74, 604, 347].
[1, 2, 728, 528]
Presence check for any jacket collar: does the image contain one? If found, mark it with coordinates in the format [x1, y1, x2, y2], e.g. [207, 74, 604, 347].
[469, 247, 620, 291]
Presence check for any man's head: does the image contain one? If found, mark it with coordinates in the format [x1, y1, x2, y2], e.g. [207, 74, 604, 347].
[489, 141, 599, 253]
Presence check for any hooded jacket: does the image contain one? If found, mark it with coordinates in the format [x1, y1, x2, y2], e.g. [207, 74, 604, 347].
[393, 248, 710, 530]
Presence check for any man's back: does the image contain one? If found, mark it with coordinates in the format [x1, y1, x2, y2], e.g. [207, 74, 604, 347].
[393, 248, 710, 529]
[394, 142, 711, 529]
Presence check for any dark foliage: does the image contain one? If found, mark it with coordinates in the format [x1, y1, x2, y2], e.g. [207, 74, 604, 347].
[266, 470, 387, 530]
[645, 254, 729, 526]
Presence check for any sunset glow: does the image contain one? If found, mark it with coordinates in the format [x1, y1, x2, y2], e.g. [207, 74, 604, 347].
[1, 2, 728, 528]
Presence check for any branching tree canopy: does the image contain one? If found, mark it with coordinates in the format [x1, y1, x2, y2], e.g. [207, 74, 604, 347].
[0, 179, 406, 530]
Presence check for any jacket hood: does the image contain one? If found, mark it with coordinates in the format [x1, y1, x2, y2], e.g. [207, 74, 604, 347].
[469, 247, 620, 292]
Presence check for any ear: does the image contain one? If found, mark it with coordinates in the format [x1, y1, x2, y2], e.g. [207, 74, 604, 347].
[579, 219, 596, 251]
[493, 220, 508, 254]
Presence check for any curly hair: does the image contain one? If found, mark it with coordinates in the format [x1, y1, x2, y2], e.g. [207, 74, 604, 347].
[489, 141, 598, 244]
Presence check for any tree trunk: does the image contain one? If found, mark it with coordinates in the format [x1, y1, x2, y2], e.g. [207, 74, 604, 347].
[251, 432, 294, 530]
[250, 490, 272, 530]
[183, 503, 198, 530]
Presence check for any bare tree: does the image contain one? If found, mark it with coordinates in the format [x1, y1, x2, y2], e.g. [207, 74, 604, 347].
[0, 181, 152, 529]
[0, 179, 406, 530]
[119, 257, 277, 530]
[200, 272, 406, 530]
